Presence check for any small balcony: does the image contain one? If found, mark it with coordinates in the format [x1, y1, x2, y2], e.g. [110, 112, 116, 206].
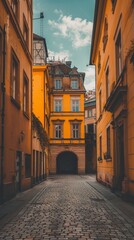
[105, 69, 127, 113]
[105, 85, 127, 112]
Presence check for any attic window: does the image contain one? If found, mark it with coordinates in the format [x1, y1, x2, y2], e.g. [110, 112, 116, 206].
[55, 79, 62, 89]
[71, 80, 78, 89]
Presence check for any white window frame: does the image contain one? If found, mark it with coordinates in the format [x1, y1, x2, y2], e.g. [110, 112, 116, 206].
[71, 79, 78, 89]
[54, 97, 62, 112]
[85, 110, 88, 118]
[72, 123, 79, 138]
[55, 79, 62, 89]
[71, 99, 80, 112]
[54, 124, 62, 138]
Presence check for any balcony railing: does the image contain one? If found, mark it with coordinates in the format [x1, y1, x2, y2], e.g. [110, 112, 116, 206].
[50, 138, 85, 144]
[105, 67, 127, 113]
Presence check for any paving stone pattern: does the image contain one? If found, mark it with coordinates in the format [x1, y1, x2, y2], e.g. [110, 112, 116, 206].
[0, 175, 134, 240]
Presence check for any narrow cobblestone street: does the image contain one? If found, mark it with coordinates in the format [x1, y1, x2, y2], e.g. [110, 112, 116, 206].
[0, 175, 134, 240]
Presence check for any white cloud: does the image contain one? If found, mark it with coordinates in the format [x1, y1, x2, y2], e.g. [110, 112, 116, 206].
[54, 9, 63, 16]
[59, 43, 64, 50]
[48, 14, 93, 48]
[48, 49, 71, 62]
[84, 66, 95, 90]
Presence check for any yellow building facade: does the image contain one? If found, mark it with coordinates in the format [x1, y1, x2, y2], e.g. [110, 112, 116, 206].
[32, 65, 50, 178]
[90, 0, 134, 198]
[48, 61, 85, 174]
[0, 0, 33, 202]
[32, 34, 50, 179]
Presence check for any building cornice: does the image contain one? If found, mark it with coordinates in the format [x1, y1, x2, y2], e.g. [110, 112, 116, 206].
[90, 0, 107, 64]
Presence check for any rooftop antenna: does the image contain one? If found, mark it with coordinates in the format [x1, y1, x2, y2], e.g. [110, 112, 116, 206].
[33, 12, 44, 37]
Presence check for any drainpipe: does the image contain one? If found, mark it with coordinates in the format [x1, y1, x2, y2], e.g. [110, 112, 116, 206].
[0, 24, 6, 203]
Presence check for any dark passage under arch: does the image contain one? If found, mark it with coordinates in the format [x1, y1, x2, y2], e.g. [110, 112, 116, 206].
[56, 151, 78, 174]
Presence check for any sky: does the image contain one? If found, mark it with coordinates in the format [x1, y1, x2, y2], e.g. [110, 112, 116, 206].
[33, 0, 95, 91]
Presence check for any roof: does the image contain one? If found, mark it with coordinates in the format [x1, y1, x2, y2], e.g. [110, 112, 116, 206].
[84, 98, 96, 107]
[48, 61, 85, 81]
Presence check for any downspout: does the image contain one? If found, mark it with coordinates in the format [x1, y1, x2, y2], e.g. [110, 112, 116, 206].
[0, 24, 6, 203]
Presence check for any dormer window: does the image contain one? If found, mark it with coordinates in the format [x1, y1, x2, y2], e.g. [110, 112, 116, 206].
[71, 80, 78, 89]
[55, 79, 62, 89]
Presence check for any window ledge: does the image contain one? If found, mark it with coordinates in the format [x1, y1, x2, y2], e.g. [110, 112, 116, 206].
[10, 96, 20, 109]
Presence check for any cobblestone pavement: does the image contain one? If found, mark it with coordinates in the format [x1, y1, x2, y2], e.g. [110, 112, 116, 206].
[0, 175, 134, 240]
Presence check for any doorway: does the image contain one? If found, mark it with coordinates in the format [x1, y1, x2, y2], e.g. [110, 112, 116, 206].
[116, 124, 125, 191]
[56, 151, 78, 174]
[16, 151, 22, 192]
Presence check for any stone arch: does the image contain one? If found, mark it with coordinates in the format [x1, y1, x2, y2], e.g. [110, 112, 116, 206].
[56, 151, 78, 174]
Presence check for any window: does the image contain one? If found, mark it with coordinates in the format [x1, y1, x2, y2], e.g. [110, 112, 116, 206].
[71, 99, 79, 112]
[115, 31, 122, 80]
[103, 17, 108, 52]
[54, 99, 62, 112]
[11, 0, 18, 16]
[107, 126, 111, 156]
[11, 49, 20, 104]
[0, 32, 3, 84]
[111, 0, 117, 13]
[55, 79, 62, 89]
[88, 110, 92, 118]
[23, 72, 29, 116]
[71, 80, 78, 89]
[23, 15, 29, 47]
[54, 124, 62, 138]
[25, 154, 31, 178]
[85, 110, 88, 118]
[106, 67, 110, 99]
[99, 89, 102, 114]
[99, 135, 102, 158]
[72, 124, 79, 138]
[98, 51, 101, 74]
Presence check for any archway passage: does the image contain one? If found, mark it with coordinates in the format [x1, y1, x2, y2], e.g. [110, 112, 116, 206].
[56, 151, 78, 174]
